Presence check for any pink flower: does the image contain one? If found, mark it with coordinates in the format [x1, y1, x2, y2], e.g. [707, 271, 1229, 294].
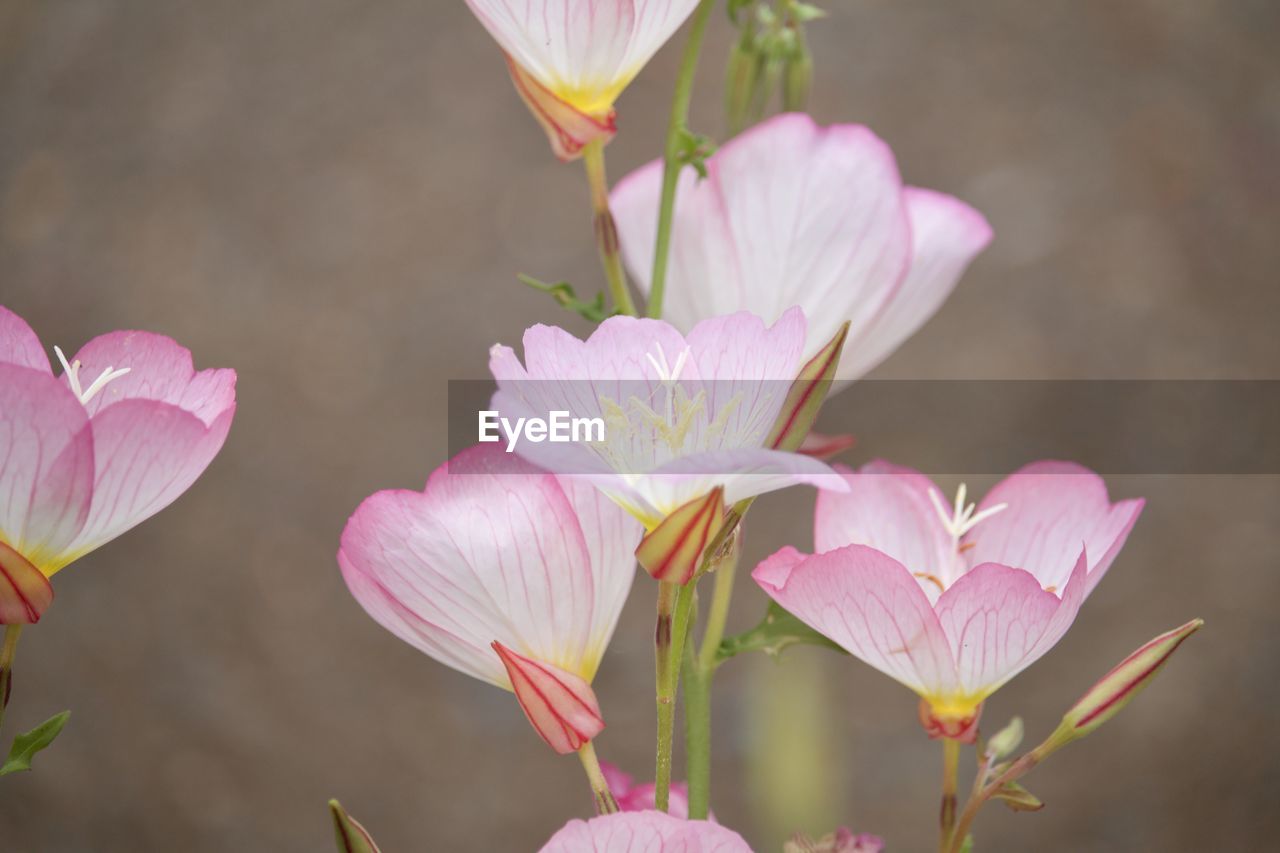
[785, 828, 884, 853]
[338, 445, 642, 754]
[540, 811, 751, 852]
[753, 460, 1143, 739]
[464, 0, 702, 160]
[600, 761, 692, 818]
[489, 310, 845, 533]
[611, 113, 992, 381]
[0, 306, 235, 623]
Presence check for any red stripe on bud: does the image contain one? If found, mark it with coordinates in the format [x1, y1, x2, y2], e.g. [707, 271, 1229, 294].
[635, 487, 725, 585]
[492, 641, 604, 755]
[768, 322, 850, 453]
[0, 541, 53, 625]
[328, 799, 382, 853]
[504, 55, 617, 162]
[797, 430, 856, 459]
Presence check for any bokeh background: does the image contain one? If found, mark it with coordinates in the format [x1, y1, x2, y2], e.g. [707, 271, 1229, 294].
[1, 1, 1277, 850]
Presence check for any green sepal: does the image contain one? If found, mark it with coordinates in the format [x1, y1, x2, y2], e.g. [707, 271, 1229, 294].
[992, 780, 1044, 812]
[0, 710, 70, 776]
[717, 601, 847, 663]
[518, 274, 619, 324]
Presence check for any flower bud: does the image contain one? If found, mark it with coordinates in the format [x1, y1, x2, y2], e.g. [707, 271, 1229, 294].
[635, 487, 725, 584]
[0, 541, 53, 625]
[783, 38, 813, 112]
[1055, 618, 1203, 744]
[328, 799, 381, 853]
[492, 642, 605, 755]
[984, 716, 1024, 762]
[768, 322, 849, 453]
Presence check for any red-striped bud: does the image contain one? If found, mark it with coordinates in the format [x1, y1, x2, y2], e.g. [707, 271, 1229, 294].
[492, 642, 604, 755]
[635, 487, 725, 585]
[0, 541, 53, 625]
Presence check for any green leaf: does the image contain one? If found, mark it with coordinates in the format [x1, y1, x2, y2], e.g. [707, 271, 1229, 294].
[674, 127, 717, 180]
[717, 602, 847, 663]
[0, 710, 70, 776]
[518, 274, 618, 323]
[992, 780, 1044, 812]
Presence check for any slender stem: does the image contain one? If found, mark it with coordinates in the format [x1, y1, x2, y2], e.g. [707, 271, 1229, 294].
[947, 750, 1044, 853]
[577, 741, 620, 815]
[940, 737, 961, 851]
[581, 138, 637, 316]
[0, 624, 23, 734]
[647, 0, 716, 319]
[654, 580, 697, 811]
[684, 543, 741, 819]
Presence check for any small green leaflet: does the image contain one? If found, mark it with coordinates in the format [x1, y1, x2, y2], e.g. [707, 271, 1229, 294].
[717, 602, 847, 663]
[0, 710, 70, 776]
[518, 274, 619, 324]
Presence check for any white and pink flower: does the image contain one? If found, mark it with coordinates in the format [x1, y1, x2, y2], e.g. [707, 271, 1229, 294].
[540, 810, 750, 852]
[611, 113, 992, 382]
[464, 0, 702, 160]
[489, 310, 845, 535]
[338, 444, 642, 754]
[0, 306, 236, 623]
[754, 460, 1143, 740]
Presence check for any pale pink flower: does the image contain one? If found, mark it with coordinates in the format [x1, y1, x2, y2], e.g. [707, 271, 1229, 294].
[0, 306, 235, 623]
[338, 444, 642, 753]
[611, 113, 992, 381]
[600, 761, 692, 818]
[464, 0, 701, 160]
[754, 460, 1143, 739]
[489, 310, 845, 533]
[540, 810, 751, 852]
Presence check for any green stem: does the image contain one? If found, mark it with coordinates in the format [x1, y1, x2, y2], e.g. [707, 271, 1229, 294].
[655, 580, 697, 811]
[940, 737, 960, 851]
[685, 542, 741, 819]
[577, 741, 620, 815]
[582, 138, 637, 316]
[947, 747, 1049, 853]
[647, 0, 716, 319]
[0, 624, 23, 734]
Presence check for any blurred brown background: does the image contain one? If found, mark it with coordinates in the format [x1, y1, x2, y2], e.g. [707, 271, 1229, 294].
[1, 1, 1277, 850]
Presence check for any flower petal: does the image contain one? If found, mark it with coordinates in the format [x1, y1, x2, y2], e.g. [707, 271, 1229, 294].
[0, 540, 54, 624]
[0, 306, 50, 372]
[839, 187, 992, 380]
[69, 331, 236, 425]
[504, 54, 616, 161]
[338, 445, 612, 686]
[962, 461, 1143, 595]
[753, 544, 957, 698]
[55, 398, 235, 571]
[0, 365, 94, 568]
[539, 811, 750, 853]
[813, 461, 955, 600]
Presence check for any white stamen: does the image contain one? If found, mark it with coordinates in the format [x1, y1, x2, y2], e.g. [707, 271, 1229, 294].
[53, 345, 131, 405]
[645, 342, 690, 385]
[929, 483, 1008, 541]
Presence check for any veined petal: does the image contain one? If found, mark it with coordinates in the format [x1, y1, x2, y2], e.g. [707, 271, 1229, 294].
[838, 187, 992, 380]
[53, 399, 235, 573]
[338, 446, 609, 685]
[504, 55, 616, 161]
[70, 331, 236, 425]
[0, 306, 51, 372]
[643, 447, 846, 514]
[539, 810, 751, 853]
[493, 641, 604, 755]
[814, 461, 955, 600]
[466, 1, 700, 115]
[753, 544, 957, 698]
[0, 365, 94, 569]
[962, 461, 1143, 596]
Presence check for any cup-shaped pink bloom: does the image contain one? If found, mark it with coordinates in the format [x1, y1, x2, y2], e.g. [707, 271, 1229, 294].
[540, 811, 751, 852]
[754, 460, 1143, 738]
[0, 306, 235, 622]
[489, 310, 845, 533]
[601, 761, 692, 818]
[464, 0, 701, 160]
[611, 113, 993, 382]
[338, 444, 642, 754]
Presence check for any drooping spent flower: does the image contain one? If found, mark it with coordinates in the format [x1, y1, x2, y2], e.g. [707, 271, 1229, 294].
[611, 113, 992, 382]
[489, 310, 846, 582]
[463, 0, 702, 160]
[338, 444, 642, 754]
[540, 810, 751, 852]
[0, 306, 236, 623]
[754, 460, 1143, 741]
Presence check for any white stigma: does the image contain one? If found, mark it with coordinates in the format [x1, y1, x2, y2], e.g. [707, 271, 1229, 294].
[645, 342, 689, 386]
[929, 482, 1008, 541]
[54, 345, 131, 406]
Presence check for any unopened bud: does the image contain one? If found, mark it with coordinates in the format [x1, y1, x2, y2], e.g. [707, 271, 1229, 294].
[768, 322, 849, 452]
[635, 487, 725, 584]
[329, 799, 381, 853]
[984, 716, 1024, 761]
[492, 641, 605, 754]
[0, 541, 54, 625]
[783, 37, 813, 112]
[1053, 618, 1203, 747]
